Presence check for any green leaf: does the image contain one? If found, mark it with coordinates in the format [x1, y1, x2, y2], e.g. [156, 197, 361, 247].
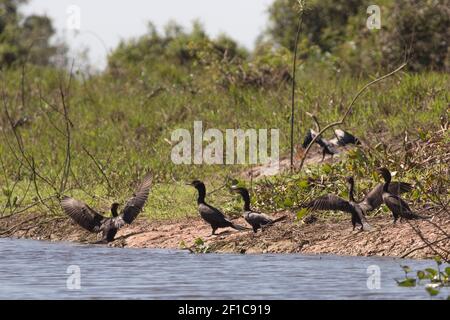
[445, 267, 450, 276]
[417, 270, 426, 280]
[341, 190, 349, 199]
[201, 245, 211, 254]
[425, 285, 440, 297]
[425, 268, 438, 277]
[297, 180, 309, 189]
[418, 129, 427, 141]
[2, 188, 12, 197]
[396, 278, 416, 287]
[411, 189, 421, 201]
[283, 198, 294, 208]
[322, 163, 332, 174]
[296, 208, 308, 220]
[434, 256, 443, 266]
[194, 237, 204, 246]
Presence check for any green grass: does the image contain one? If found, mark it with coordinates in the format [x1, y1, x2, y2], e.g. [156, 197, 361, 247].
[0, 63, 448, 220]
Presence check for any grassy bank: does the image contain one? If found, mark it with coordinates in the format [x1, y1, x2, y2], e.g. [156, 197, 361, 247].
[0, 64, 448, 221]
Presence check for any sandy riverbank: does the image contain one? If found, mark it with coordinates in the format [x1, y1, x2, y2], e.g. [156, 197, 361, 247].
[1, 210, 449, 260]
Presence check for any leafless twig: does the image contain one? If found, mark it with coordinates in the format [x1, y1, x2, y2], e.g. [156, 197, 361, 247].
[297, 63, 407, 173]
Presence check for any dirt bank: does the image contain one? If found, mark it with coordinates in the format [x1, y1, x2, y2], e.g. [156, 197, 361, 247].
[1, 210, 449, 260]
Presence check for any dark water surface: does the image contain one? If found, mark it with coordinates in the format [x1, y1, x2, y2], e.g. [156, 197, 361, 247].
[0, 238, 444, 299]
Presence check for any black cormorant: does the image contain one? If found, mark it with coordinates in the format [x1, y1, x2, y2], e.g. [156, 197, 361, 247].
[304, 175, 413, 230]
[231, 186, 286, 233]
[60, 173, 152, 243]
[377, 168, 429, 223]
[302, 129, 337, 161]
[187, 180, 249, 235]
[303, 177, 371, 231]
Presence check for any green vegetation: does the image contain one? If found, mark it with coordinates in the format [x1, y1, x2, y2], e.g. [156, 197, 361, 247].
[180, 238, 211, 254]
[0, 0, 64, 67]
[0, 0, 448, 226]
[263, 0, 450, 73]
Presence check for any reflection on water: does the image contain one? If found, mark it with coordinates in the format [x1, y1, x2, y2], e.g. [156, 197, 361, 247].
[0, 238, 443, 299]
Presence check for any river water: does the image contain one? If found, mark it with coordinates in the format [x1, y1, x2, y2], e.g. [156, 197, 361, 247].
[0, 238, 445, 299]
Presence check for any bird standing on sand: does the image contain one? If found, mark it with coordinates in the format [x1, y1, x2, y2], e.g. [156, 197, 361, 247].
[187, 180, 249, 235]
[60, 173, 152, 243]
[303, 177, 371, 231]
[231, 186, 286, 233]
[377, 168, 429, 223]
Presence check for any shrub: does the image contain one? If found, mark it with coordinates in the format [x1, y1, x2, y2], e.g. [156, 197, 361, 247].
[380, 0, 450, 72]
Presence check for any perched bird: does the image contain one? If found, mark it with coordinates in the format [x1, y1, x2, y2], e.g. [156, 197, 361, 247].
[303, 176, 371, 231]
[187, 180, 249, 235]
[60, 173, 152, 243]
[377, 168, 429, 223]
[231, 186, 286, 233]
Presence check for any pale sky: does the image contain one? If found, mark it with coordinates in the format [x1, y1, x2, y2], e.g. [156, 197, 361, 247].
[22, 0, 273, 70]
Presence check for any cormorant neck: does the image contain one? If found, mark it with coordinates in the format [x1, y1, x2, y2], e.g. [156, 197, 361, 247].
[196, 185, 206, 204]
[348, 181, 355, 202]
[383, 179, 391, 192]
[241, 191, 251, 211]
[111, 206, 119, 217]
[382, 177, 391, 192]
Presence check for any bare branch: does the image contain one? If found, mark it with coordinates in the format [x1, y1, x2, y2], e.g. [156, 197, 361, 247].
[81, 146, 113, 192]
[296, 63, 407, 173]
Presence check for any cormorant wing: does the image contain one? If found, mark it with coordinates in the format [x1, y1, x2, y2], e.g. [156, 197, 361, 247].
[314, 133, 338, 154]
[331, 129, 360, 146]
[383, 193, 414, 217]
[304, 194, 353, 214]
[247, 211, 273, 225]
[360, 182, 413, 212]
[60, 197, 105, 232]
[315, 137, 328, 148]
[121, 173, 153, 224]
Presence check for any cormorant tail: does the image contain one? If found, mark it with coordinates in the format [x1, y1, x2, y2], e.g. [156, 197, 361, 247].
[270, 215, 287, 224]
[410, 212, 432, 220]
[231, 223, 251, 231]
